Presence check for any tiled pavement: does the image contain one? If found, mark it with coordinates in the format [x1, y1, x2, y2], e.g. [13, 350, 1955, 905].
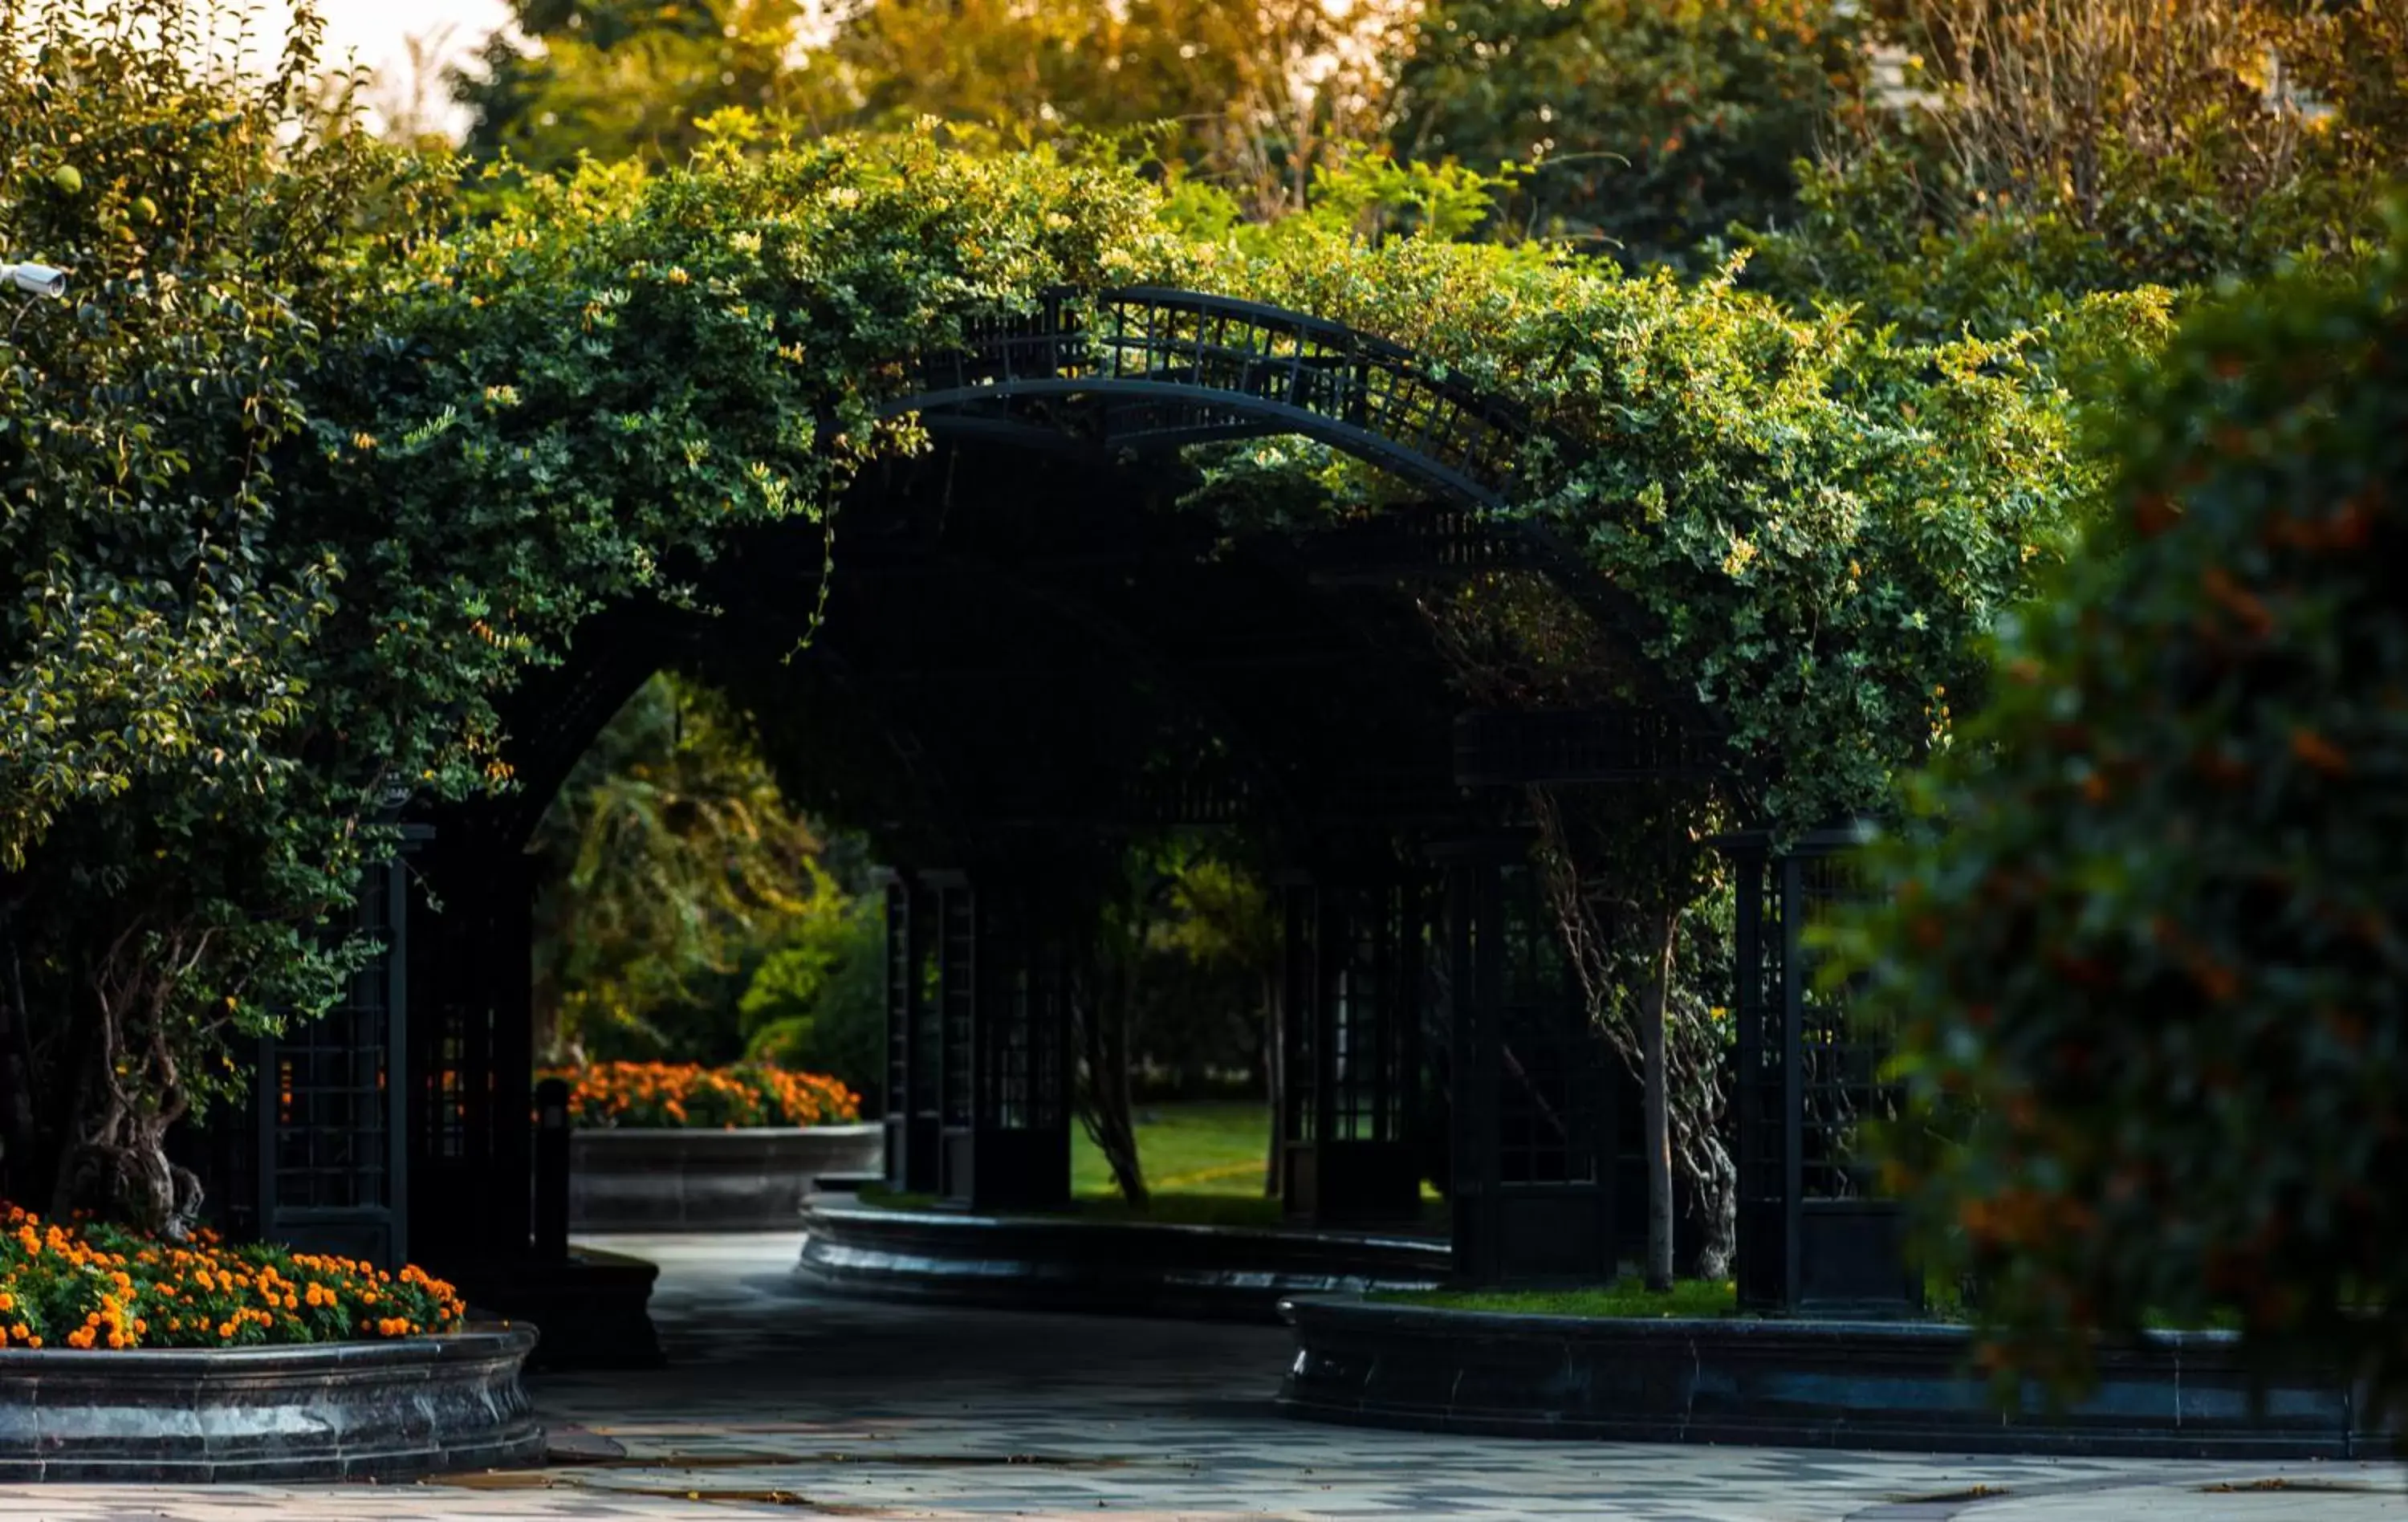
[4, 1232, 2402, 1520]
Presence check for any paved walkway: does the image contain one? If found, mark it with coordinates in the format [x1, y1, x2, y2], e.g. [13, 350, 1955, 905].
[4, 1232, 2402, 1520]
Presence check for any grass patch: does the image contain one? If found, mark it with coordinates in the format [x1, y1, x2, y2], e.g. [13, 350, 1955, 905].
[853, 1103, 1283, 1227]
[855, 1104, 1447, 1231]
[1377, 1280, 1739, 1319]
[1073, 1103, 1272, 1198]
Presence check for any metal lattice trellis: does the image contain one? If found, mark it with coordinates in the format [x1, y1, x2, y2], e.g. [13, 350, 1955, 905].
[1278, 864, 1434, 1223]
[889, 287, 1727, 747]
[364, 281, 1740, 1283]
[256, 839, 421, 1269]
[896, 287, 1533, 510]
[1442, 840, 1619, 1283]
[1725, 824, 1920, 1316]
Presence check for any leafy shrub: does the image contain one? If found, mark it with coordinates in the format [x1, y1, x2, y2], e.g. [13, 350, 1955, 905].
[0, 1207, 466, 1350]
[738, 893, 887, 1107]
[1833, 210, 2408, 1398]
[531, 674, 826, 1066]
[544, 1061, 860, 1129]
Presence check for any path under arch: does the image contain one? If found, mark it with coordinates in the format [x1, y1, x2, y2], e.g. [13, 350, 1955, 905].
[11, 1234, 2388, 1520]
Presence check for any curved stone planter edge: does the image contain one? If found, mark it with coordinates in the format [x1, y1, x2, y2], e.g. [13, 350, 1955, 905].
[570, 1122, 883, 1233]
[1276, 1295, 2387, 1460]
[0, 1323, 543, 1482]
[796, 1199, 1447, 1323]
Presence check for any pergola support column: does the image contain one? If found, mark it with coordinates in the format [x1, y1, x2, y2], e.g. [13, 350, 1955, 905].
[1720, 825, 1921, 1317]
[1437, 835, 1617, 1286]
[1275, 853, 1433, 1227]
[879, 863, 1073, 1213]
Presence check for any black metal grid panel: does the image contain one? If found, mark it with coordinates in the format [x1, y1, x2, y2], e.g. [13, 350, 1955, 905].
[269, 867, 394, 1212]
[1031, 928, 1068, 1130]
[883, 878, 911, 1121]
[975, 889, 1072, 1134]
[1731, 844, 1788, 1310]
[1119, 767, 1258, 828]
[988, 964, 1035, 1132]
[426, 1011, 468, 1163]
[1325, 881, 1422, 1146]
[402, 839, 528, 1267]
[1792, 852, 1889, 1203]
[1494, 865, 1601, 1187]
[1452, 708, 1719, 787]
[1280, 882, 1320, 1149]
[909, 883, 945, 1119]
[1291, 503, 1533, 584]
[941, 887, 975, 1129]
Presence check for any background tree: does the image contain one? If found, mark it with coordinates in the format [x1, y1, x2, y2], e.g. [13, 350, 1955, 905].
[1393, 0, 1867, 269]
[0, 0, 445, 1229]
[528, 673, 827, 1064]
[455, 0, 814, 173]
[454, 0, 1408, 217]
[1832, 210, 2408, 1403]
[1746, 0, 2408, 337]
[738, 891, 886, 1108]
[1147, 851, 1280, 1192]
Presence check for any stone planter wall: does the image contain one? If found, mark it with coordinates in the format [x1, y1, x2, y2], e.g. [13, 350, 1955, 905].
[0, 1325, 540, 1482]
[1280, 1296, 2384, 1459]
[570, 1124, 882, 1232]
[443, 1247, 662, 1372]
[796, 1198, 1448, 1321]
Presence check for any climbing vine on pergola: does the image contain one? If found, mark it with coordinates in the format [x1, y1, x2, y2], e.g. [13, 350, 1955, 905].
[2, 1, 2125, 1234]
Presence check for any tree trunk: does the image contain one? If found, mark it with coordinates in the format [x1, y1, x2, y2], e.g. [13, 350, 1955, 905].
[52, 933, 208, 1236]
[52, 1064, 200, 1236]
[1638, 903, 1678, 1293]
[1074, 946, 1148, 1209]
[1693, 1144, 1738, 1282]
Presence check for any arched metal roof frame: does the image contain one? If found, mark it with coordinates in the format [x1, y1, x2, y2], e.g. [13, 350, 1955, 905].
[884, 285, 1728, 747]
[481, 283, 1734, 856]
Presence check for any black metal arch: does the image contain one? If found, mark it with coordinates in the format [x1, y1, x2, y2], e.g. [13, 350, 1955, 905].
[886, 285, 1727, 747]
[356, 287, 1755, 1291]
[888, 287, 1536, 512]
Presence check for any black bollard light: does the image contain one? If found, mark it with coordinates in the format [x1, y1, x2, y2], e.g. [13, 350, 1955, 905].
[534, 1076, 571, 1262]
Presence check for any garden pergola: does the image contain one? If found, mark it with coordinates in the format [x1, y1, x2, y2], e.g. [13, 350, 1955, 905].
[185, 287, 1914, 1314]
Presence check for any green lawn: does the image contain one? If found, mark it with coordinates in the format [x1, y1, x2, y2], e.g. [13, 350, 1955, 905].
[1377, 1280, 1739, 1319]
[1072, 1102, 1273, 1199]
[855, 1103, 1287, 1227]
[860, 1102, 1446, 1230]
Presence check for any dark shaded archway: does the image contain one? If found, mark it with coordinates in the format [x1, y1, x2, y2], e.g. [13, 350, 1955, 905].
[247, 287, 1727, 1309]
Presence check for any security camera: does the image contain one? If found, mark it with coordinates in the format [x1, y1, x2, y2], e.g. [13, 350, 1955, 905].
[1, 262, 67, 299]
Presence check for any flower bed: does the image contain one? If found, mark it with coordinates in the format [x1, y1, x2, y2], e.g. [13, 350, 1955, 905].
[0, 1206, 464, 1351]
[543, 1060, 859, 1129]
[543, 1063, 877, 1231]
[0, 1207, 537, 1481]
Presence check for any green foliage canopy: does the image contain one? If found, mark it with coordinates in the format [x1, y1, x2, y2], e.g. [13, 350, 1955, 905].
[4, 0, 2117, 1227]
[1832, 211, 2408, 1400]
[738, 891, 886, 1101]
[0, 1, 453, 1223]
[1194, 212, 2120, 827]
